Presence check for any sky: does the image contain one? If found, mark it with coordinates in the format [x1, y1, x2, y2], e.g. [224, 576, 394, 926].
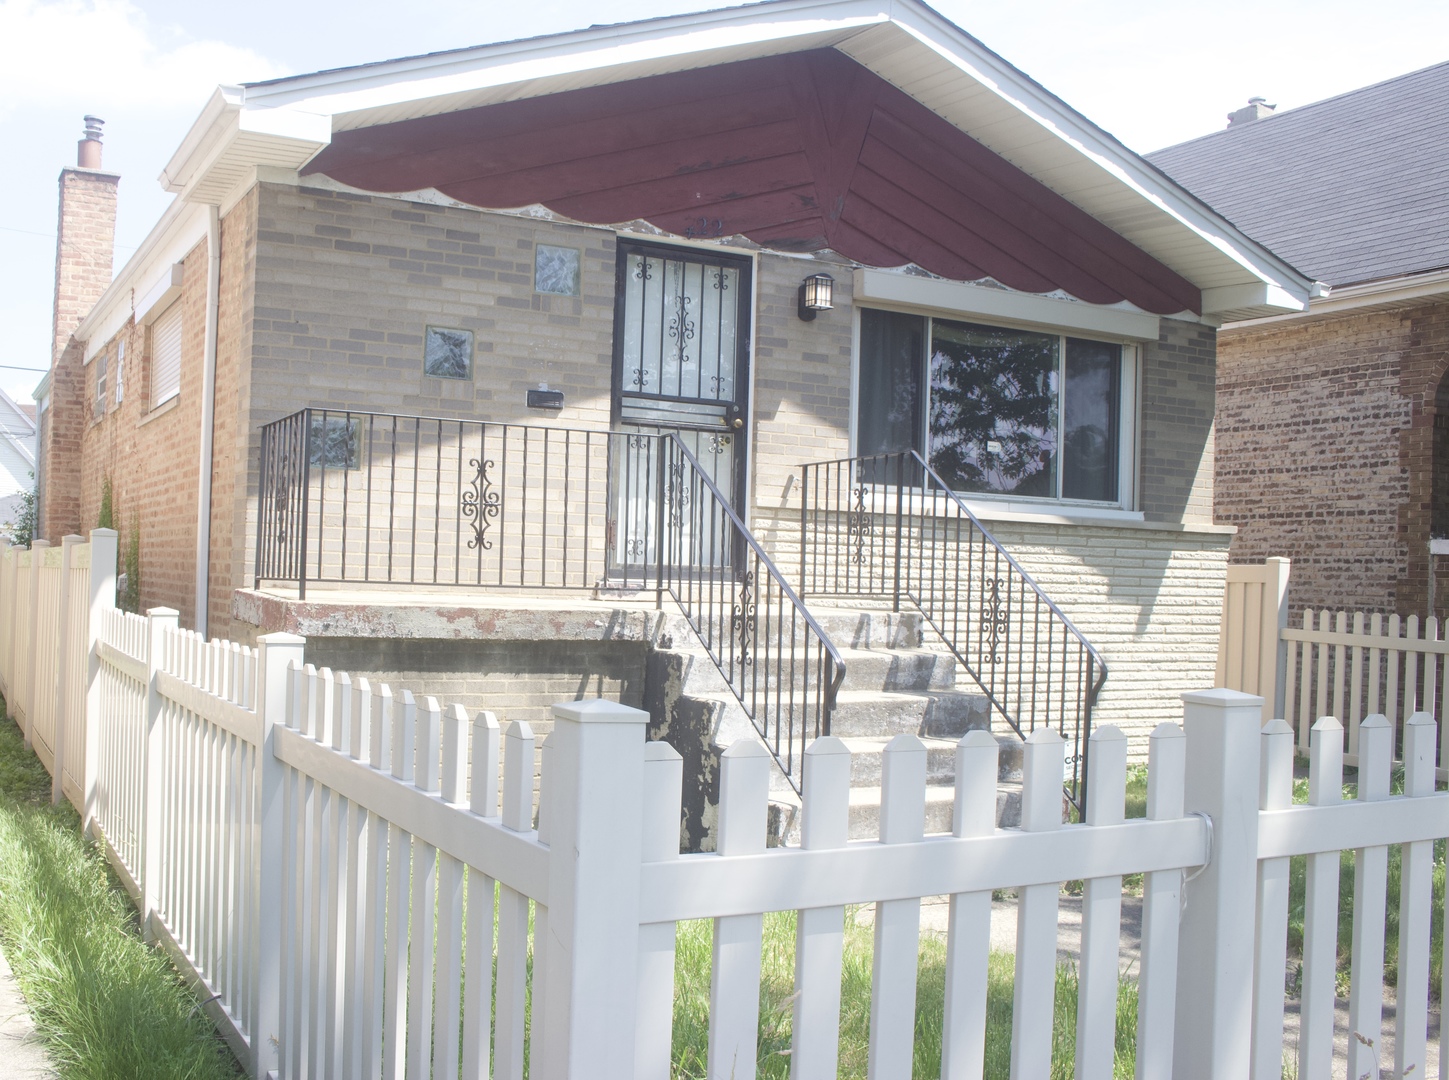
[2, 0, 1447, 405]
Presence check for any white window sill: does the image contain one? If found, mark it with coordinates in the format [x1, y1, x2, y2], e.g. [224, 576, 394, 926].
[846, 487, 1233, 535]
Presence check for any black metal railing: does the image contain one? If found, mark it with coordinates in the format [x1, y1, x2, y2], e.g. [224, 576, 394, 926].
[799, 450, 1108, 807]
[660, 435, 844, 792]
[254, 409, 844, 793]
[255, 409, 666, 597]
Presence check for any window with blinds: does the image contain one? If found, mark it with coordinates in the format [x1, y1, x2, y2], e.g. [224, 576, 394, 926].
[150, 302, 183, 406]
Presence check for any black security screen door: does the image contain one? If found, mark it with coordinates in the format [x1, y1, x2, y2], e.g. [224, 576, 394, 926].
[610, 240, 752, 572]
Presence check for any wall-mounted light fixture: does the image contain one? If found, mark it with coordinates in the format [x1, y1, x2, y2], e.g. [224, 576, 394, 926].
[797, 273, 835, 321]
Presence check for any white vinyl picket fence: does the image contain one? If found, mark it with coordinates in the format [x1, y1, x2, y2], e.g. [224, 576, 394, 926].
[5, 533, 1449, 1079]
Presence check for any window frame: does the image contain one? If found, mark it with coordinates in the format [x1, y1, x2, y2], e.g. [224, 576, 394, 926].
[94, 349, 108, 420]
[149, 300, 184, 408]
[851, 304, 1140, 513]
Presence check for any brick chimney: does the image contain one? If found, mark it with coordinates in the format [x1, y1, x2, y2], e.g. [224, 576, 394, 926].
[41, 116, 120, 540]
[1227, 97, 1277, 128]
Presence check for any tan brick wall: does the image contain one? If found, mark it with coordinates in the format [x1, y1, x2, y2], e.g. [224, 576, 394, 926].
[210, 191, 259, 633]
[1216, 300, 1449, 616]
[1140, 317, 1217, 526]
[42, 167, 118, 542]
[74, 237, 209, 622]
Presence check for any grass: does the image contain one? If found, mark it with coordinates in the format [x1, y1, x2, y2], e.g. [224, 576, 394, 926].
[1282, 765, 1449, 999]
[0, 710, 241, 1080]
[670, 910, 1138, 1079]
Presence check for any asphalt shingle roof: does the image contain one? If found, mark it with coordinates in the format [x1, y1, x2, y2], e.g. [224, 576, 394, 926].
[1146, 61, 1449, 288]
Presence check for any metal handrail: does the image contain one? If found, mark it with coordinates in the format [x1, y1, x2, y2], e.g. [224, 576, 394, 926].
[660, 434, 845, 793]
[799, 450, 1108, 808]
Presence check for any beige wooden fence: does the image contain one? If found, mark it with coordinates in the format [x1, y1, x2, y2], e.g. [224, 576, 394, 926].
[1216, 558, 1290, 722]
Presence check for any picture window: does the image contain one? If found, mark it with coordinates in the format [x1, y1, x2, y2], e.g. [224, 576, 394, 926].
[857, 309, 1126, 505]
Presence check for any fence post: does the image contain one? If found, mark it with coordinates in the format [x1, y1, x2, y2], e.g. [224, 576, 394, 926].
[140, 607, 179, 940]
[82, 528, 117, 833]
[51, 535, 80, 806]
[1172, 688, 1264, 1080]
[253, 630, 304, 1079]
[537, 697, 649, 1080]
[1261, 558, 1290, 722]
[24, 539, 50, 747]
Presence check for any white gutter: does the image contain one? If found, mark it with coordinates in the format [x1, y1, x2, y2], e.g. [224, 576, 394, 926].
[195, 205, 221, 635]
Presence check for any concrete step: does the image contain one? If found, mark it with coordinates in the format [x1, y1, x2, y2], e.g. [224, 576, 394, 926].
[829, 689, 991, 739]
[843, 780, 1023, 839]
[675, 644, 958, 698]
[835, 733, 1022, 787]
[660, 607, 924, 653]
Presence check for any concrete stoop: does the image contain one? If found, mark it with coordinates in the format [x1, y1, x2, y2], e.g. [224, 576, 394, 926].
[647, 605, 1026, 850]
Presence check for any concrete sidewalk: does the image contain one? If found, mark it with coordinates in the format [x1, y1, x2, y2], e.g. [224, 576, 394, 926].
[0, 943, 55, 1078]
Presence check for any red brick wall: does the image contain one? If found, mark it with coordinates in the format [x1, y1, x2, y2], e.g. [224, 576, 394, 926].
[1215, 298, 1449, 616]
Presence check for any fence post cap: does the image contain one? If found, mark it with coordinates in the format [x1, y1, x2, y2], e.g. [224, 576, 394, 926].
[1090, 724, 1126, 743]
[146, 606, 181, 618]
[644, 740, 682, 762]
[256, 631, 304, 646]
[61, 533, 83, 544]
[1183, 687, 1263, 709]
[1026, 725, 1064, 745]
[1260, 718, 1293, 736]
[552, 697, 648, 725]
[805, 734, 850, 757]
[88, 527, 117, 540]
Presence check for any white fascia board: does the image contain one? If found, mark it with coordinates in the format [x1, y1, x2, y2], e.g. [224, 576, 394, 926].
[854, 268, 1161, 340]
[240, 0, 887, 118]
[161, 86, 244, 193]
[1200, 281, 1311, 317]
[881, 3, 1315, 313]
[77, 201, 209, 363]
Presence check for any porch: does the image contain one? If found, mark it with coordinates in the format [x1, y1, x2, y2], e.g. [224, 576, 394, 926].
[248, 407, 1104, 828]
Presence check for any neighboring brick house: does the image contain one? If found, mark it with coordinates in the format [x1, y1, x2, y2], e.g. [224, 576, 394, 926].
[1149, 62, 1449, 618]
[39, 0, 1313, 751]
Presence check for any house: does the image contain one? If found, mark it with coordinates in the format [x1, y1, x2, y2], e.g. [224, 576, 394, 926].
[0, 387, 37, 536]
[37, 0, 1314, 828]
[1148, 62, 1449, 618]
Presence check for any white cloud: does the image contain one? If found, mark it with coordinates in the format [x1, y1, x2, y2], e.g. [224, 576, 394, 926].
[0, 0, 281, 118]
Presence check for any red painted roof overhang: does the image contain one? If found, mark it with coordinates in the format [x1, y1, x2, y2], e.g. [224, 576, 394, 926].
[305, 49, 1201, 316]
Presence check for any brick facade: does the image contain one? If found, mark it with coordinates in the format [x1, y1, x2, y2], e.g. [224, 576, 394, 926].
[1216, 298, 1449, 616]
[41, 166, 118, 543]
[51, 175, 1232, 739]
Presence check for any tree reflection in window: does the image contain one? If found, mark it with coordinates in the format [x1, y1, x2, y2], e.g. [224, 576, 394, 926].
[928, 320, 1058, 496]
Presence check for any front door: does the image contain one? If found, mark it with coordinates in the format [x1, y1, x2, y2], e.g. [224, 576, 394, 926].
[610, 240, 751, 573]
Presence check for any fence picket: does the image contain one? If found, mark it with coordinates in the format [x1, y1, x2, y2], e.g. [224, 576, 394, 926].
[406, 697, 441, 1079]
[433, 704, 468, 1080]
[1012, 727, 1066, 1079]
[494, 720, 535, 1080]
[1136, 721, 1185, 1080]
[1394, 713, 1436, 1077]
[1345, 714, 1391, 1080]
[1348, 611, 1364, 756]
[1076, 725, 1127, 1080]
[1250, 718, 1294, 1080]
[1298, 716, 1343, 1080]
[383, 688, 415, 1080]
[325, 673, 350, 1074]
[637, 740, 685, 1080]
[362, 682, 392, 1080]
[941, 730, 999, 1080]
[461, 711, 500, 1080]
[708, 739, 771, 1080]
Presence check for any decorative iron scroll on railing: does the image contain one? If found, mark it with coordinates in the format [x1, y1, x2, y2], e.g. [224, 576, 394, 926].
[659, 435, 844, 793]
[255, 409, 664, 598]
[799, 450, 1107, 808]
